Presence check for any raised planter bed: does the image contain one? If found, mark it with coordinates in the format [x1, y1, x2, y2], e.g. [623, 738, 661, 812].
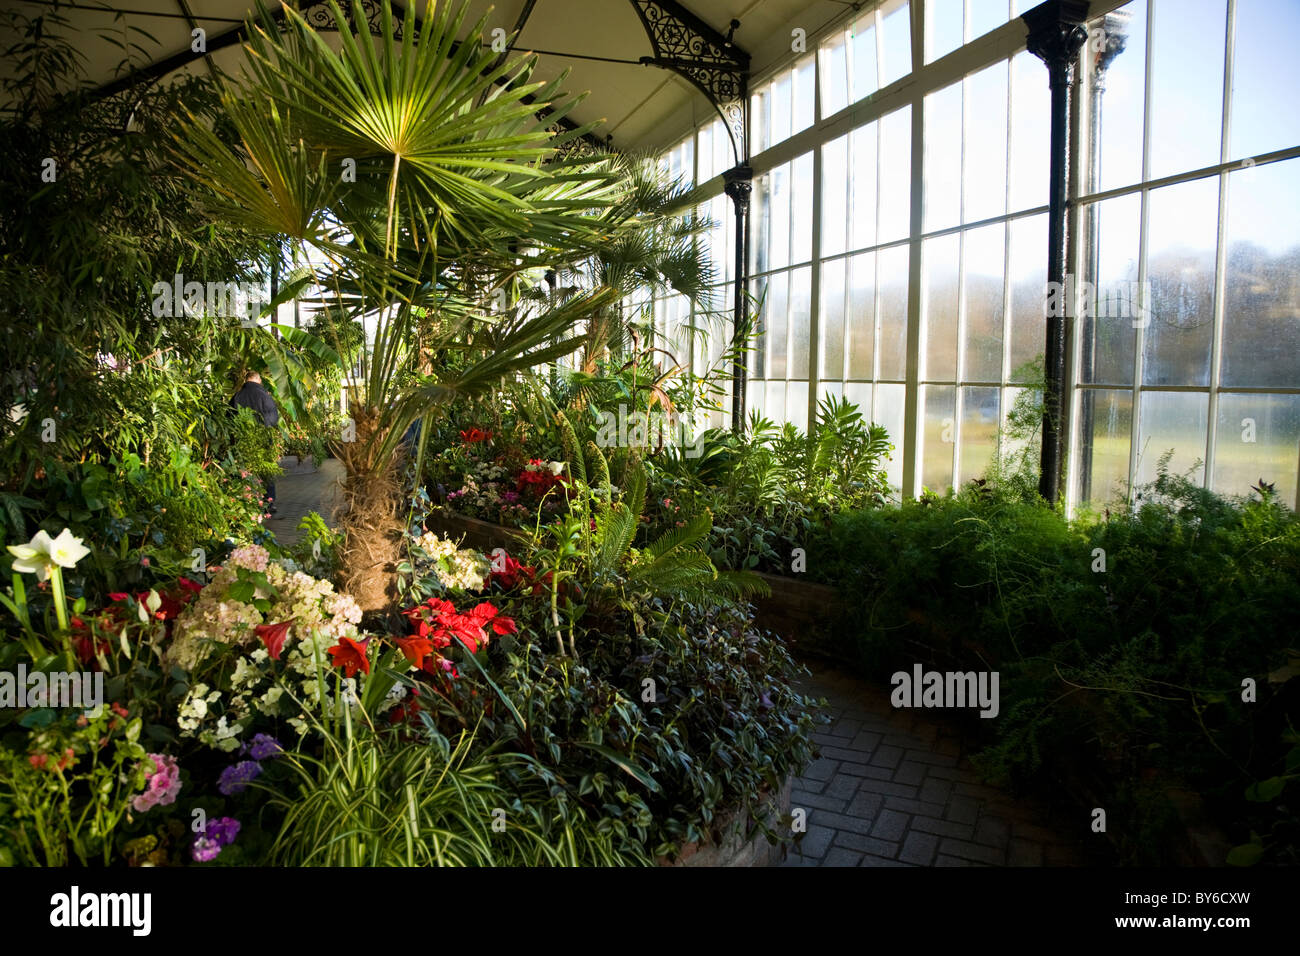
[425, 510, 844, 643]
[661, 776, 793, 868]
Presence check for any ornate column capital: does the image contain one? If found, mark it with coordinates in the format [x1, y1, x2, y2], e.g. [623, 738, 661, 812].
[723, 165, 753, 208]
[1023, 0, 1090, 87]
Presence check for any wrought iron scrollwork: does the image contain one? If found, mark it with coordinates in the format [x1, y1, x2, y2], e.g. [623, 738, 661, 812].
[628, 0, 750, 166]
[301, 0, 402, 39]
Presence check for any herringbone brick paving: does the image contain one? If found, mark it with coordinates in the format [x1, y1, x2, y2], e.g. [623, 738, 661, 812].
[784, 664, 1092, 867]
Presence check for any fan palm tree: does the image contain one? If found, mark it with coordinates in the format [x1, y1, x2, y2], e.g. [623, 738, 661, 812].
[172, 0, 629, 610]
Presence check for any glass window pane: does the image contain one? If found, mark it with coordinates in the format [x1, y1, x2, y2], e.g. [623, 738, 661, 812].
[926, 0, 963, 65]
[1148, 0, 1225, 181]
[1144, 176, 1218, 387]
[792, 153, 814, 265]
[822, 134, 849, 258]
[921, 384, 957, 492]
[848, 251, 876, 380]
[878, 244, 910, 380]
[820, 33, 849, 119]
[787, 380, 810, 430]
[766, 271, 789, 379]
[924, 81, 963, 232]
[880, 0, 912, 87]
[1230, 0, 1300, 160]
[1214, 393, 1300, 505]
[1008, 49, 1049, 214]
[790, 266, 812, 379]
[877, 383, 907, 492]
[923, 233, 961, 382]
[969, 0, 1010, 42]
[1089, 0, 1147, 194]
[1007, 213, 1048, 379]
[960, 386, 1001, 483]
[964, 61, 1008, 224]
[879, 106, 912, 243]
[793, 57, 816, 136]
[1080, 192, 1140, 385]
[1075, 388, 1133, 508]
[849, 122, 878, 251]
[772, 72, 793, 147]
[766, 380, 788, 426]
[850, 13, 878, 102]
[1136, 390, 1208, 487]
[1221, 158, 1300, 388]
[820, 259, 847, 382]
[963, 222, 1006, 383]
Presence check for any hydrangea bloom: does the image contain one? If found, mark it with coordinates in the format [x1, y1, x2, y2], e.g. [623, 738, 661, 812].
[132, 753, 182, 812]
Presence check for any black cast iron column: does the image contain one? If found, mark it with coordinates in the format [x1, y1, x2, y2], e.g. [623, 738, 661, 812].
[724, 164, 753, 432]
[1024, 0, 1089, 505]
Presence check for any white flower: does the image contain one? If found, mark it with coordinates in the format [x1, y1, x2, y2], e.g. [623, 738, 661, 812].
[548, 461, 565, 476]
[7, 528, 91, 580]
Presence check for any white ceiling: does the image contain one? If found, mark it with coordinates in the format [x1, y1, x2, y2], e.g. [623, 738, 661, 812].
[1, 0, 856, 151]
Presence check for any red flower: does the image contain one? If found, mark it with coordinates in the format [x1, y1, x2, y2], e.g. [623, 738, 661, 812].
[487, 552, 537, 591]
[459, 428, 493, 444]
[467, 601, 516, 636]
[326, 636, 371, 677]
[255, 619, 294, 661]
[107, 592, 130, 602]
[178, 577, 204, 594]
[393, 635, 434, 668]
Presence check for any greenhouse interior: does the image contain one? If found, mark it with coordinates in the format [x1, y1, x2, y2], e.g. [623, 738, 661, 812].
[0, 0, 1297, 887]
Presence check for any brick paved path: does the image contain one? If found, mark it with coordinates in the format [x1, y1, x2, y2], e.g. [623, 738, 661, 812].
[264, 457, 345, 548]
[784, 664, 1094, 867]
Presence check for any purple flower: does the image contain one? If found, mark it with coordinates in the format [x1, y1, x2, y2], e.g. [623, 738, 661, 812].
[191, 816, 241, 863]
[191, 836, 221, 863]
[206, 816, 241, 847]
[132, 753, 182, 812]
[243, 733, 282, 761]
[501, 491, 521, 504]
[217, 760, 262, 795]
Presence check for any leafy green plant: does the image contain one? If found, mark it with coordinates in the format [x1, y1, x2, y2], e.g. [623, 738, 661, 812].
[0, 707, 151, 866]
[264, 705, 629, 866]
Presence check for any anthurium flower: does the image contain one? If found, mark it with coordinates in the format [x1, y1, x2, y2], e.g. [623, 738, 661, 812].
[178, 577, 204, 594]
[255, 619, 294, 661]
[326, 636, 371, 677]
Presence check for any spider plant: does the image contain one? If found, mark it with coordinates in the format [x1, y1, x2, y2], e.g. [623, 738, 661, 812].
[171, 0, 630, 610]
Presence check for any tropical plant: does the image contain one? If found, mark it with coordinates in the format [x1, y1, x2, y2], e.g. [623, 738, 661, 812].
[170, 0, 642, 611]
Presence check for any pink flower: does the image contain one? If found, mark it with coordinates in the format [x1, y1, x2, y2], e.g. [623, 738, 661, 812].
[132, 753, 182, 812]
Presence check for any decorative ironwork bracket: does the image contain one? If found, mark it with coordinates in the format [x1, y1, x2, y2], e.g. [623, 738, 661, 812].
[627, 1, 750, 167]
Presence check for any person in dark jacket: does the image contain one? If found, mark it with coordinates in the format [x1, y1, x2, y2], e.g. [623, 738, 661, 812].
[230, 371, 281, 513]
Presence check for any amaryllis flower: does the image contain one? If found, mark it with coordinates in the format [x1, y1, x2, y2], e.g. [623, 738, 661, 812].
[459, 428, 492, 444]
[393, 635, 434, 668]
[255, 619, 294, 661]
[326, 636, 371, 677]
